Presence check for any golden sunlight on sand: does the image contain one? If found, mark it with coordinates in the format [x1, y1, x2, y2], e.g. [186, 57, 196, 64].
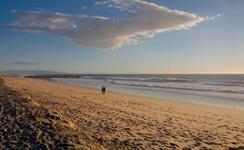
[1, 76, 244, 149]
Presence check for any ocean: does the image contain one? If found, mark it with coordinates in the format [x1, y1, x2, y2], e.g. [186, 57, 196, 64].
[51, 74, 244, 109]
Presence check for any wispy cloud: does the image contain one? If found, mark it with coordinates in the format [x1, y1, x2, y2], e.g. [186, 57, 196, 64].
[9, 61, 40, 65]
[1, 0, 205, 49]
[206, 13, 222, 20]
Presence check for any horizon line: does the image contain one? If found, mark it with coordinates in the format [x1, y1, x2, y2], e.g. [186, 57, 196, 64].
[1, 70, 244, 75]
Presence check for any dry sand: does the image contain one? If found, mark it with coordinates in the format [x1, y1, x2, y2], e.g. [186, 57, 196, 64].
[1, 76, 244, 150]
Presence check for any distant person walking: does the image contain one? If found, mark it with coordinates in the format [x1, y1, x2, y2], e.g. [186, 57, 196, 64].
[101, 85, 106, 94]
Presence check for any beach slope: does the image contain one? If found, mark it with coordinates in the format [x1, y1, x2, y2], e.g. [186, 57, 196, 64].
[1, 76, 244, 149]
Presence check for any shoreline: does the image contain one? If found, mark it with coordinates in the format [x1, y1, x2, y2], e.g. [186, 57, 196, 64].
[1, 76, 244, 149]
[49, 77, 244, 110]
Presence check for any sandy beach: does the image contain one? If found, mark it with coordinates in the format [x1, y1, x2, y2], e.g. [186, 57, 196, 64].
[1, 76, 244, 150]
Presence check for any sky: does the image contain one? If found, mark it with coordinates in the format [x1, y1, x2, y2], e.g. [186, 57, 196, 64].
[0, 0, 244, 74]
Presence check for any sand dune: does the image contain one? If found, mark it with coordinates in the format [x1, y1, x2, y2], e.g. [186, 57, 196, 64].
[1, 76, 244, 149]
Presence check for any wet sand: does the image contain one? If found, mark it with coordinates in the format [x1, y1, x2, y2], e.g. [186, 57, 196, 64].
[1, 76, 244, 149]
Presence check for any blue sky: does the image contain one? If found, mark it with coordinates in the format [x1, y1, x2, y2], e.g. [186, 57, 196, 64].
[0, 0, 243, 74]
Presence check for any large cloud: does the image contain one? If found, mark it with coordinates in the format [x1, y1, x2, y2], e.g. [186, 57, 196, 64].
[1, 0, 205, 49]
